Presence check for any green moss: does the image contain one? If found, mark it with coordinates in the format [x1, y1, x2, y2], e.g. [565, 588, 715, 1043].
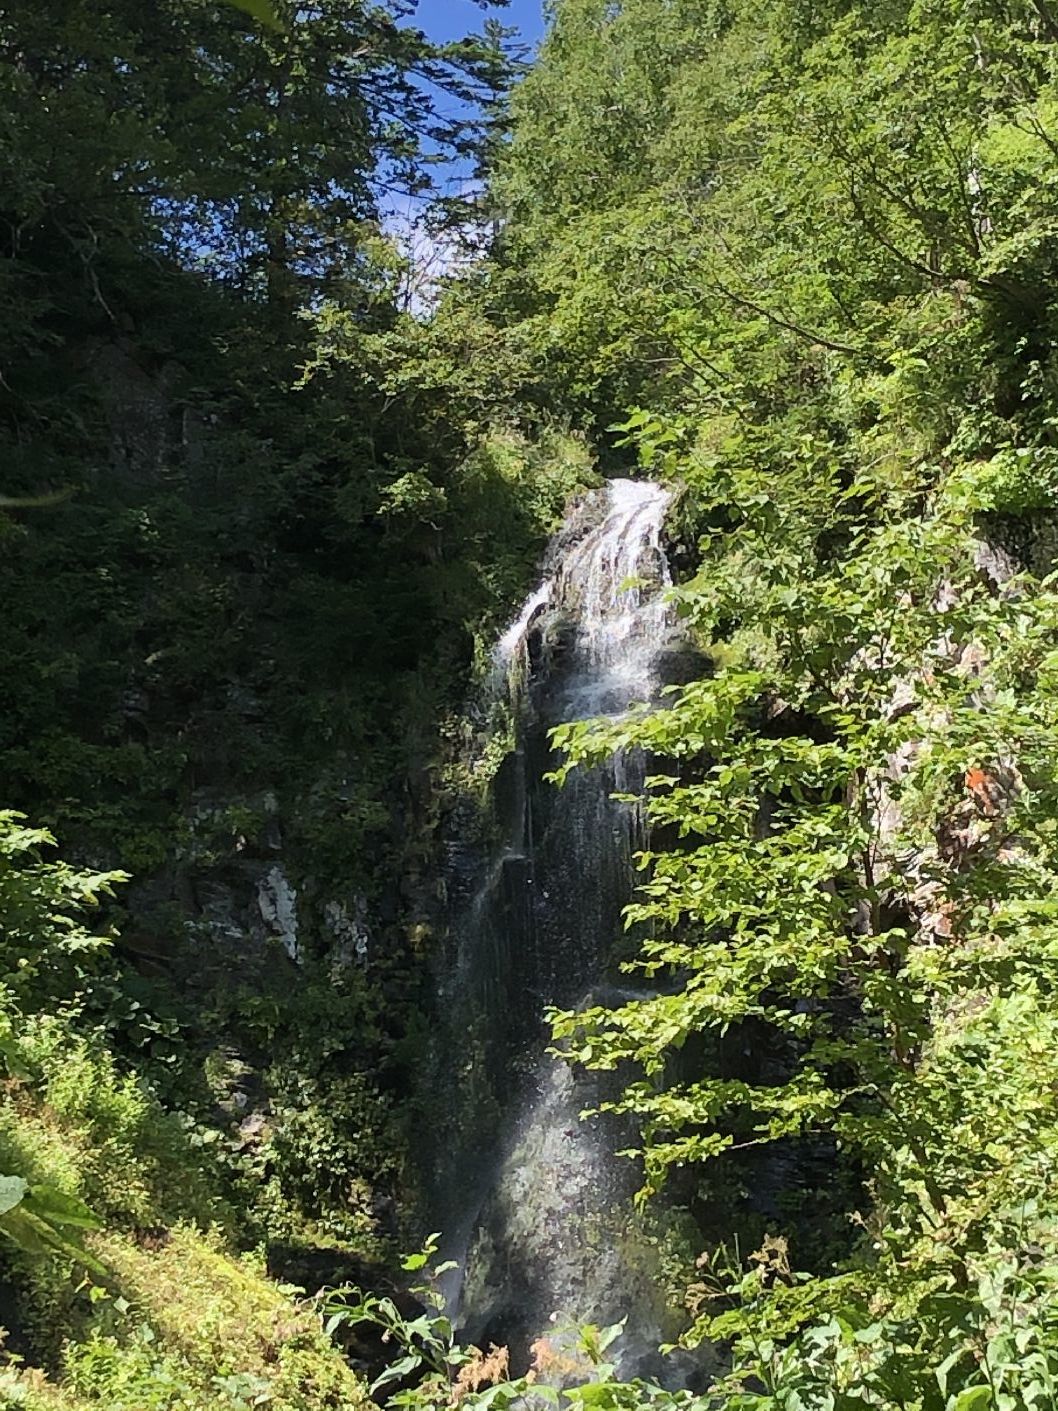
[0, 1079, 367, 1411]
[0, 1022, 220, 1234]
[57, 1228, 369, 1411]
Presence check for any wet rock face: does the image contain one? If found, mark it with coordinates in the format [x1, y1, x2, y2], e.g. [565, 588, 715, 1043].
[456, 1061, 682, 1380]
[868, 532, 1031, 950]
[123, 777, 378, 994]
[974, 537, 1020, 591]
[430, 481, 690, 1373]
[324, 897, 370, 971]
[257, 865, 300, 963]
[978, 511, 1058, 581]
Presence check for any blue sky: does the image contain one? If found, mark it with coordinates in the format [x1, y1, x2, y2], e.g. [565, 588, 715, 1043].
[395, 0, 548, 206]
[412, 0, 546, 49]
[384, 0, 546, 255]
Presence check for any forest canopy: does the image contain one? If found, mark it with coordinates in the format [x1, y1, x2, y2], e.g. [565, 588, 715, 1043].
[5, 0, 1058, 1408]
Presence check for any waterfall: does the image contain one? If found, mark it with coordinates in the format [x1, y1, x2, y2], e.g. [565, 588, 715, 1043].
[432, 479, 683, 1377]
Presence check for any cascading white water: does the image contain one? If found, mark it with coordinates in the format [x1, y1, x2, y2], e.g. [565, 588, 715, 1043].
[496, 479, 673, 719]
[435, 479, 683, 1375]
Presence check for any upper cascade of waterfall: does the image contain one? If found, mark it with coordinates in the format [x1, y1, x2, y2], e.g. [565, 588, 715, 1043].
[495, 479, 675, 718]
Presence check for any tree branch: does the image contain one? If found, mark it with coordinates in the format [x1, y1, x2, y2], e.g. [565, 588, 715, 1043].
[705, 277, 879, 361]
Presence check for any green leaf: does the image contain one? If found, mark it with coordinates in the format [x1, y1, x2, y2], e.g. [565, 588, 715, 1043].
[0, 1204, 53, 1255]
[0, 1203, 108, 1277]
[950, 1389, 993, 1411]
[370, 1353, 422, 1393]
[23, 1184, 102, 1229]
[0, 487, 74, 509]
[0, 1175, 27, 1217]
[223, 0, 283, 32]
[0, 1038, 32, 1081]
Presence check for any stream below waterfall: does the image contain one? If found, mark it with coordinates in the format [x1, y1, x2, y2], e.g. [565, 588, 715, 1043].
[431, 479, 690, 1378]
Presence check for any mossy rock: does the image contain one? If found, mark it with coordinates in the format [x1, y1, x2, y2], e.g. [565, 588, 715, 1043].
[4, 1227, 371, 1411]
[61, 1226, 370, 1411]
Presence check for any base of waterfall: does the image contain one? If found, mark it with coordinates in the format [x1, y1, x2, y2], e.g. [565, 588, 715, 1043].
[453, 1059, 694, 1384]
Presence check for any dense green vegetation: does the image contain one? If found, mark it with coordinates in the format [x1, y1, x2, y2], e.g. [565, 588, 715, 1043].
[0, 0, 585, 1402]
[6, 0, 1058, 1406]
[491, 0, 1058, 1404]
